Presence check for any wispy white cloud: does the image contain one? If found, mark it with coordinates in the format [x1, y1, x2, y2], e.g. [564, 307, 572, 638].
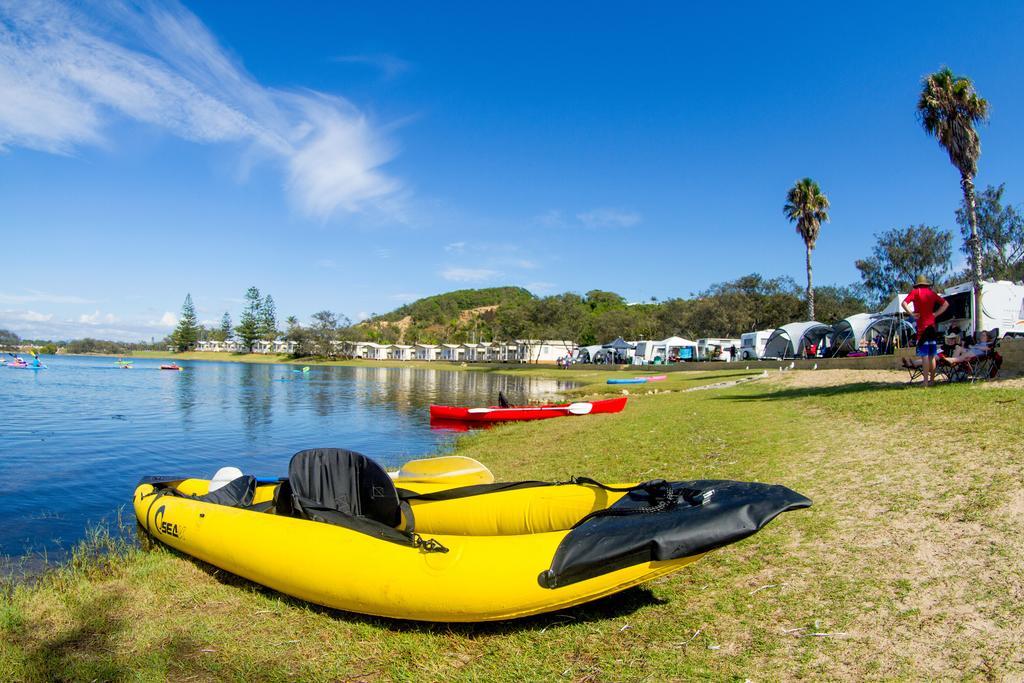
[525, 282, 557, 295]
[1, 309, 53, 323]
[440, 267, 500, 283]
[535, 209, 565, 228]
[576, 208, 642, 229]
[332, 53, 410, 80]
[0, 289, 97, 305]
[390, 292, 420, 302]
[315, 258, 338, 269]
[374, 248, 392, 259]
[0, 0, 401, 219]
[78, 310, 117, 325]
[0, 307, 177, 341]
[502, 258, 539, 270]
[444, 241, 466, 254]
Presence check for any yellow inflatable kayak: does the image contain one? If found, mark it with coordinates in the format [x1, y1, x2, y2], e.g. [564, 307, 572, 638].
[134, 449, 809, 622]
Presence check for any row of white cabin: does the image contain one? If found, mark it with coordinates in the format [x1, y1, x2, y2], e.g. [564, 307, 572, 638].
[341, 340, 574, 363]
[193, 339, 576, 363]
[195, 339, 299, 354]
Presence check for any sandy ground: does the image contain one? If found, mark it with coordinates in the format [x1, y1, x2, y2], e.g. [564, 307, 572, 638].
[760, 367, 1024, 390]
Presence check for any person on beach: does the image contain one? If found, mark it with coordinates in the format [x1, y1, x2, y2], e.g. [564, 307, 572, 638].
[901, 275, 949, 386]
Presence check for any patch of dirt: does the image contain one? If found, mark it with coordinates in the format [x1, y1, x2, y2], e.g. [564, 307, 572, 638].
[459, 305, 498, 322]
[762, 368, 909, 389]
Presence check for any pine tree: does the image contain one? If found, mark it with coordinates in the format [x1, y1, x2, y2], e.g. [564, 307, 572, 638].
[260, 294, 278, 341]
[219, 312, 233, 341]
[235, 287, 262, 351]
[171, 293, 199, 352]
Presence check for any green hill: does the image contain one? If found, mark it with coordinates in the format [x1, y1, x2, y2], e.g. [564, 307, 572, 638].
[362, 287, 536, 343]
[375, 287, 534, 324]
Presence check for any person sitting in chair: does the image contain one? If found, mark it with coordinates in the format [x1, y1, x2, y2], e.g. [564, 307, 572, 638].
[945, 331, 992, 365]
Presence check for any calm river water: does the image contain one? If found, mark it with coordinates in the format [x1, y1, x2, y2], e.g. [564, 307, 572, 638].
[0, 355, 573, 560]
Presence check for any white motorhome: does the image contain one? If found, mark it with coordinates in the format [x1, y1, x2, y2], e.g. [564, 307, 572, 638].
[739, 330, 774, 360]
[937, 280, 1024, 337]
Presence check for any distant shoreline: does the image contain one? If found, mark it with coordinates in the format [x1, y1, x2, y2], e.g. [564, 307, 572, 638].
[67, 350, 653, 383]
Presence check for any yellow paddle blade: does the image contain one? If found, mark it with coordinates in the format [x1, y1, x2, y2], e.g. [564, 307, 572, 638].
[391, 455, 495, 485]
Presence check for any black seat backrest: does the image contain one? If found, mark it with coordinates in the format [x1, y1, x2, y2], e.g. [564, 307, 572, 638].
[195, 475, 257, 507]
[287, 448, 402, 528]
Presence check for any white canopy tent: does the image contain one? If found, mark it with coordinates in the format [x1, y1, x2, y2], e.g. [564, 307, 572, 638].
[878, 293, 909, 315]
[762, 321, 832, 359]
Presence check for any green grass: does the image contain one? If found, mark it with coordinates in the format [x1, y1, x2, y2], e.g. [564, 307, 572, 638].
[2, 371, 1022, 680]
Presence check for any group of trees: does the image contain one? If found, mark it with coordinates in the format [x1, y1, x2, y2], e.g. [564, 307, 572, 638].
[359, 279, 869, 347]
[169, 287, 279, 352]
[850, 183, 1024, 308]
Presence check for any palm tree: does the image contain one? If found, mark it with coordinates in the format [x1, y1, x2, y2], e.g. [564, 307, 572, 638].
[917, 67, 989, 332]
[784, 178, 830, 320]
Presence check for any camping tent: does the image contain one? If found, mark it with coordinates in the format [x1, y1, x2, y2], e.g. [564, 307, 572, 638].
[878, 293, 909, 315]
[830, 313, 916, 356]
[762, 322, 832, 359]
[863, 315, 916, 354]
[572, 344, 602, 363]
[597, 337, 636, 364]
[829, 313, 875, 357]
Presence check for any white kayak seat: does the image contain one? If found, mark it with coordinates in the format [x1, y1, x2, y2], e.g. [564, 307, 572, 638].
[210, 466, 244, 492]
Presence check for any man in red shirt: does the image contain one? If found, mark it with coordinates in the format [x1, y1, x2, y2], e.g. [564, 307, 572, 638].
[901, 275, 949, 385]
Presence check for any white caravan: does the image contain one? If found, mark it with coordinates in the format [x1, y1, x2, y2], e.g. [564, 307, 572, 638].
[937, 280, 1024, 337]
[697, 337, 742, 361]
[739, 330, 774, 360]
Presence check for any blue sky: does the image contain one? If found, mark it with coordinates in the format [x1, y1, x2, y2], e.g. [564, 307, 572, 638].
[3, 1, 1024, 340]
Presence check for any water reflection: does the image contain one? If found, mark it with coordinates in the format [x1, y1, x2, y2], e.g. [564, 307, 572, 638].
[0, 356, 576, 559]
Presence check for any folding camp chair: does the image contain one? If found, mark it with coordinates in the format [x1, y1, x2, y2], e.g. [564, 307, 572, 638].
[944, 329, 1002, 383]
[901, 356, 924, 383]
[902, 354, 953, 384]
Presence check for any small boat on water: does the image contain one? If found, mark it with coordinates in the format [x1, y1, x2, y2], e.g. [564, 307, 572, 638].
[430, 396, 627, 423]
[134, 449, 811, 622]
[160, 364, 183, 371]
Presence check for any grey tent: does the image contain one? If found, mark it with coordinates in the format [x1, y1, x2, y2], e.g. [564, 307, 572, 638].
[602, 337, 635, 350]
[599, 337, 636, 364]
[829, 313, 874, 357]
[863, 315, 916, 354]
[762, 322, 832, 359]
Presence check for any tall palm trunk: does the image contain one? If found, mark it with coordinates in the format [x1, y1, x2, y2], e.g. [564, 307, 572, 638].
[961, 173, 983, 332]
[805, 243, 815, 320]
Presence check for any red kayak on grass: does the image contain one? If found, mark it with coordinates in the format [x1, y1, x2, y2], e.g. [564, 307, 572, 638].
[430, 396, 627, 423]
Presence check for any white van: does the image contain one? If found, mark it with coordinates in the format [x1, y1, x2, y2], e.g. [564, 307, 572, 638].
[739, 330, 774, 360]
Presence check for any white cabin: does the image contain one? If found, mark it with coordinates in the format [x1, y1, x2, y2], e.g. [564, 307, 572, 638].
[363, 342, 391, 360]
[413, 343, 440, 361]
[391, 344, 414, 361]
[440, 343, 463, 361]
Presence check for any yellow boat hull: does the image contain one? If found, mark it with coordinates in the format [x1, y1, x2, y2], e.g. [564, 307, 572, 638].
[133, 479, 702, 622]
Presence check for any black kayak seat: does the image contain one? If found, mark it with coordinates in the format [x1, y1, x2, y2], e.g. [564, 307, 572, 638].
[285, 448, 413, 544]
